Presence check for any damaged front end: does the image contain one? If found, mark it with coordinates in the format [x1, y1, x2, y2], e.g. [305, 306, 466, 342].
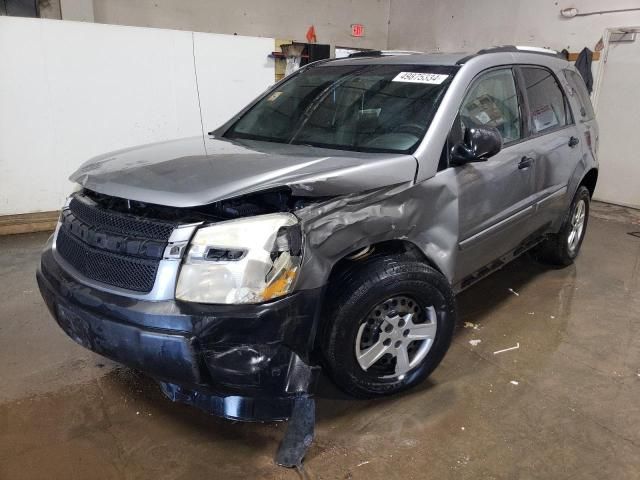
[36, 186, 330, 424]
[36, 143, 443, 468]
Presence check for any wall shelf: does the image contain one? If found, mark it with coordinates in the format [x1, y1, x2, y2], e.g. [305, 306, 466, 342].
[567, 51, 601, 61]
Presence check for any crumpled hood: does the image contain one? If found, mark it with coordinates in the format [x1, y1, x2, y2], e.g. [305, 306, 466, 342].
[70, 136, 417, 207]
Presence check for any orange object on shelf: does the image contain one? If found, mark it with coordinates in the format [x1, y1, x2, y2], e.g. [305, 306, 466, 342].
[306, 25, 317, 43]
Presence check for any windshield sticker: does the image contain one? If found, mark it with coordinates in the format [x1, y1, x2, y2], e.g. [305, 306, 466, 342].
[267, 91, 284, 102]
[392, 72, 449, 84]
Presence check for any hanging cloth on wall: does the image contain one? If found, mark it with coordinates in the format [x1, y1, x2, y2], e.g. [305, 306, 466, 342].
[575, 47, 594, 93]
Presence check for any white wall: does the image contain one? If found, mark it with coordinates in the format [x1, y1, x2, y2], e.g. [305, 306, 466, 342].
[194, 32, 274, 132]
[60, 0, 94, 22]
[0, 17, 274, 216]
[388, 0, 640, 53]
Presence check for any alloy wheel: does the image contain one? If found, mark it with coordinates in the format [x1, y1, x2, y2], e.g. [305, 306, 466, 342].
[568, 199, 586, 254]
[355, 295, 437, 379]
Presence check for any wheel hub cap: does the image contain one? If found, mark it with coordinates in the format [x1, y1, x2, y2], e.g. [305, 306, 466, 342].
[355, 296, 437, 379]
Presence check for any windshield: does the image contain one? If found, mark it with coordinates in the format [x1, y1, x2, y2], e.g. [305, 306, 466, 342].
[224, 63, 458, 154]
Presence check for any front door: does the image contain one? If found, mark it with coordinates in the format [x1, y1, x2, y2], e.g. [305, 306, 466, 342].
[453, 67, 538, 282]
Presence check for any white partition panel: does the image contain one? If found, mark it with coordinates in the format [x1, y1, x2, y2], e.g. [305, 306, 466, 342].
[0, 17, 274, 215]
[194, 32, 275, 133]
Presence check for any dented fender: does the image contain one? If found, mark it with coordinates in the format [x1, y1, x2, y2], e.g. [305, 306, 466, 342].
[294, 171, 460, 290]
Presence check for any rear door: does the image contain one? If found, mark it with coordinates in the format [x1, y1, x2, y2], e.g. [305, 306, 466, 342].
[453, 67, 539, 281]
[564, 68, 599, 176]
[517, 66, 583, 229]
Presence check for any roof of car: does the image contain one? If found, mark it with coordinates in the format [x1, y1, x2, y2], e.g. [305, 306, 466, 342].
[323, 46, 571, 69]
[329, 52, 469, 66]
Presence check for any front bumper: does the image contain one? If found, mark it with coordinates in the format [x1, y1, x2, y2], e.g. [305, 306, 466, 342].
[37, 243, 323, 421]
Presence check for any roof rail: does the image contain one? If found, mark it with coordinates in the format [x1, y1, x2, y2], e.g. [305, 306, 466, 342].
[348, 50, 423, 58]
[457, 45, 564, 65]
[476, 45, 562, 57]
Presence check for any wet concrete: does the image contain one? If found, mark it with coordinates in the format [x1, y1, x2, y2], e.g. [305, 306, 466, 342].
[1, 209, 639, 479]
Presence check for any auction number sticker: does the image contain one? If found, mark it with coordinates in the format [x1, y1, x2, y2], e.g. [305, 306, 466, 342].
[392, 72, 449, 84]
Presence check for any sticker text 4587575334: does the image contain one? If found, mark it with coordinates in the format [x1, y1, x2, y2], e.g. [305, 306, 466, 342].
[392, 72, 449, 84]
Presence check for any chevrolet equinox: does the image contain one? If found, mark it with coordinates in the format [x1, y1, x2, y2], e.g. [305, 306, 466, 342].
[37, 46, 599, 421]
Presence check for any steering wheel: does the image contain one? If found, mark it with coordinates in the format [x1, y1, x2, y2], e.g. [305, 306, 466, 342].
[391, 123, 425, 137]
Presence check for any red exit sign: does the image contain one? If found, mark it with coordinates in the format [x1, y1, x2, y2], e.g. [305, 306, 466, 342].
[351, 24, 364, 37]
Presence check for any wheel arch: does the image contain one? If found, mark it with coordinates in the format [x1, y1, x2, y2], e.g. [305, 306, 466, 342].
[311, 239, 448, 355]
[579, 168, 598, 198]
[325, 239, 447, 285]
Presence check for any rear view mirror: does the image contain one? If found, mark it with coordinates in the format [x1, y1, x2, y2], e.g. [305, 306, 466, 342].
[450, 125, 503, 166]
[357, 108, 381, 133]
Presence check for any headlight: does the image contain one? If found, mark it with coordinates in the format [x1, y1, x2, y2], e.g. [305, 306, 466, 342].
[175, 213, 302, 304]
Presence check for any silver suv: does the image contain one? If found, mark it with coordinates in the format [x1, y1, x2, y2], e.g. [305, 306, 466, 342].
[37, 46, 598, 420]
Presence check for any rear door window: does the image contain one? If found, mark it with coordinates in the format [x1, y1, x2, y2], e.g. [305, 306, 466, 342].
[564, 69, 595, 121]
[520, 67, 570, 134]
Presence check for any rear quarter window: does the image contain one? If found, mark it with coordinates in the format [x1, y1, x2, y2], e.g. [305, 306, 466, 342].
[564, 69, 596, 121]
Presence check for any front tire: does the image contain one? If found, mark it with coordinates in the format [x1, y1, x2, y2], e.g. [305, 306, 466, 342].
[535, 186, 590, 266]
[321, 253, 456, 398]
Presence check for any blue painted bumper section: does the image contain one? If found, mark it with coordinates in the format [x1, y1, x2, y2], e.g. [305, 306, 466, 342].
[37, 246, 322, 421]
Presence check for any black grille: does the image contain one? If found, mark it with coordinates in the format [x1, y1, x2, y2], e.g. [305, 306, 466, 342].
[69, 195, 175, 241]
[56, 225, 159, 293]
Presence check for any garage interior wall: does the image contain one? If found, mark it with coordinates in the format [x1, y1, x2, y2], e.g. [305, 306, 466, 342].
[388, 0, 640, 53]
[0, 16, 274, 216]
[3, 0, 640, 216]
[91, 0, 391, 51]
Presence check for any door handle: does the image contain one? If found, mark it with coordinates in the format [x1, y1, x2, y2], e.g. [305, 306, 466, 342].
[568, 136, 580, 147]
[518, 156, 534, 169]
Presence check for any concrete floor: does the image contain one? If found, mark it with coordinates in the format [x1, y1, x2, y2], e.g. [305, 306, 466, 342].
[1, 207, 639, 479]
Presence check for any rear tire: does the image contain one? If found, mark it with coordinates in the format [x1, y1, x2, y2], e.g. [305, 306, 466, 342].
[321, 253, 456, 398]
[535, 186, 590, 266]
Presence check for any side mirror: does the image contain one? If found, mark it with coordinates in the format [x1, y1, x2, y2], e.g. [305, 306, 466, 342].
[450, 125, 503, 166]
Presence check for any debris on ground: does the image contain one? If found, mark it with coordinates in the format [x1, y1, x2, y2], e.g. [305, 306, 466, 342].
[464, 321, 480, 330]
[469, 339, 481, 347]
[510, 380, 519, 386]
[550, 315, 556, 319]
[494, 343, 520, 355]
[356, 461, 370, 467]
[527, 312, 535, 315]
[508, 288, 520, 296]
